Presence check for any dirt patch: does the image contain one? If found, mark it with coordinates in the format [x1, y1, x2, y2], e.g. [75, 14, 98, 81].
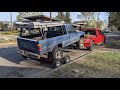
[0, 35, 17, 43]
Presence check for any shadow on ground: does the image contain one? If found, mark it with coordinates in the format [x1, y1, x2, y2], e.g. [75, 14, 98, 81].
[0, 65, 49, 78]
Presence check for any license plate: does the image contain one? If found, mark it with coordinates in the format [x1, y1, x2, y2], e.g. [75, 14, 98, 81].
[22, 51, 29, 56]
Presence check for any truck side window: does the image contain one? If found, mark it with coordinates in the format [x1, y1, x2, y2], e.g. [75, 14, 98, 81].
[62, 25, 67, 34]
[67, 25, 76, 33]
[55, 26, 63, 32]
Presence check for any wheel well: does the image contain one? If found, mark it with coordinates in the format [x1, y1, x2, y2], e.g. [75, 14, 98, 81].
[57, 44, 63, 48]
[80, 35, 84, 38]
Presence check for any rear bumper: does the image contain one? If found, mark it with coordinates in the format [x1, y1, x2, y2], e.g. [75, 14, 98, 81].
[17, 48, 41, 59]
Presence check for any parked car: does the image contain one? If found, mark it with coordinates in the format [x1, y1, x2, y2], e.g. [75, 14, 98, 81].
[14, 21, 85, 68]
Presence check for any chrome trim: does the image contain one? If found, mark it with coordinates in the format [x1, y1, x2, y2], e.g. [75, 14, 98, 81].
[17, 48, 40, 57]
[17, 36, 37, 42]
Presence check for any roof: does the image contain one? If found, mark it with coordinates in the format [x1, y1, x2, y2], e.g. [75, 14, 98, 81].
[81, 27, 100, 30]
[73, 21, 87, 25]
[24, 15, 58, 21]
[14, 21, 65, 28]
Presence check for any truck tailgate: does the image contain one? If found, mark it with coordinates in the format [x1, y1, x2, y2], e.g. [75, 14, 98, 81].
[17, 37, 39, 54]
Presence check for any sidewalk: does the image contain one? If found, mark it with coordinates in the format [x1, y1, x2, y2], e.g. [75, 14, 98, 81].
[0, 42, 17, 46]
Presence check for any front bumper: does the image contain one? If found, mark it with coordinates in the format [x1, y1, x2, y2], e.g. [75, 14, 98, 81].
[17, 48, 41, 59]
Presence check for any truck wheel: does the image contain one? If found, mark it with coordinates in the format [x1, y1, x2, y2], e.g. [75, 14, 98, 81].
[22, 55, 28, 58]
[52, 47, 63, 61]
[101, 38, 106, 46]
[53, 60, 61, 68]
[77, 38, 84, 49]
[63, 55, 70, 64]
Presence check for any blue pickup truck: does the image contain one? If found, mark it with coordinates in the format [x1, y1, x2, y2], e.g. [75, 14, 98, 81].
[14, 21, 85, 67]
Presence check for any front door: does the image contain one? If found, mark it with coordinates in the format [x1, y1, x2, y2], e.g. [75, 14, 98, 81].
[95, 30, 104, 44]
[67, 25, 78, 45]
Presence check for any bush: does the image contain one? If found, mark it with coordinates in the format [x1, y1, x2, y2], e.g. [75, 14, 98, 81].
[106, 40, 120, 49]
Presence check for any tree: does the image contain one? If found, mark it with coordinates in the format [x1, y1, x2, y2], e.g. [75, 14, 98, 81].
[97, 20, 104, 29]
[108, 12, 120, 31]
[53, 12, 66, 21]
[77, 12, 95, 22]
[65, 12, 71, 23]
[77, 12, 96, 27]
[16, 12, 43, 21]
[57, 12, 66, 21]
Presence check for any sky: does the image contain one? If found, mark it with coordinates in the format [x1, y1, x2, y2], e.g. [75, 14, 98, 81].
[0, 12, 108, 22]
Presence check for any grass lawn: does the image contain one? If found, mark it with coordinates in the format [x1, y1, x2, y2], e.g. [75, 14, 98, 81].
[44, 50, 120, 78]
[0, 30, 19, 35]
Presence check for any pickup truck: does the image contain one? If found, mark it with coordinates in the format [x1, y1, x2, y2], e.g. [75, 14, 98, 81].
[14, 21, 85, 67]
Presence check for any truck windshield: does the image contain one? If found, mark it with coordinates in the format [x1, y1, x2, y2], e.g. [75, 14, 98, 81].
[84, 30, 96, 35]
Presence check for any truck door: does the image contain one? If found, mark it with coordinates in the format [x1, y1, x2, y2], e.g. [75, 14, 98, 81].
[66, 25, 78, 45]
[95, 30, 104, 44]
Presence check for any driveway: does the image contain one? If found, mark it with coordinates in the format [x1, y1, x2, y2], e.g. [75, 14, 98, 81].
[0, 44, 91, 78]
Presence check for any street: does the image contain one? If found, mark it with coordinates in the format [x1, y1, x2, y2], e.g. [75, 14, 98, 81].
[0, 44, 91, 78]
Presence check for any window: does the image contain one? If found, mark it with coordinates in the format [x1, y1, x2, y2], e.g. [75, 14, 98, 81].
[20, 28, 40, 37]
[67, 25, 76, 33]
[84, 30, 96, 35]
[48, 26, 63, 33]
[55, 26, 63, 32]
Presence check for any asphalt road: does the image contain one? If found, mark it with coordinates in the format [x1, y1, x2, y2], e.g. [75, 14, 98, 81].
[105, 31, 120, 40]
[0, 44, 91, 78]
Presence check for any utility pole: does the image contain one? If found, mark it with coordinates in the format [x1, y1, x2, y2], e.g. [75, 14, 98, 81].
[10, 12, 12, 31]
[96, 12, 100, 28]
[50, 12, 52, 21]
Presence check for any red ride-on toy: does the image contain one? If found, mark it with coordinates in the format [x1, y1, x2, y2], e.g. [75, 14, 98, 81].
[73, 24, 106, 51]
[78, 34, 94, 51]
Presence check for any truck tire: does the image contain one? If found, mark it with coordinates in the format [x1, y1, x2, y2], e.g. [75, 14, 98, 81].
[101, 38, 106, 46]
[77, 38, 84, 49]
[63, 55, 70, 64]
[53, 60, 61, 68]
[52, 47, 63, 61]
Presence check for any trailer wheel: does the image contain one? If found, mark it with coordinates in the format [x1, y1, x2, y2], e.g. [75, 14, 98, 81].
[77, 38, 84, 49]
[63, 55, 70, 64]
[52, 47, 63, 61]
[53, 60, 61, 68]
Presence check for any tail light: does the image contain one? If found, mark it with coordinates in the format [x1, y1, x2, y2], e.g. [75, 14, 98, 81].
[37, 44, 42, 51]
